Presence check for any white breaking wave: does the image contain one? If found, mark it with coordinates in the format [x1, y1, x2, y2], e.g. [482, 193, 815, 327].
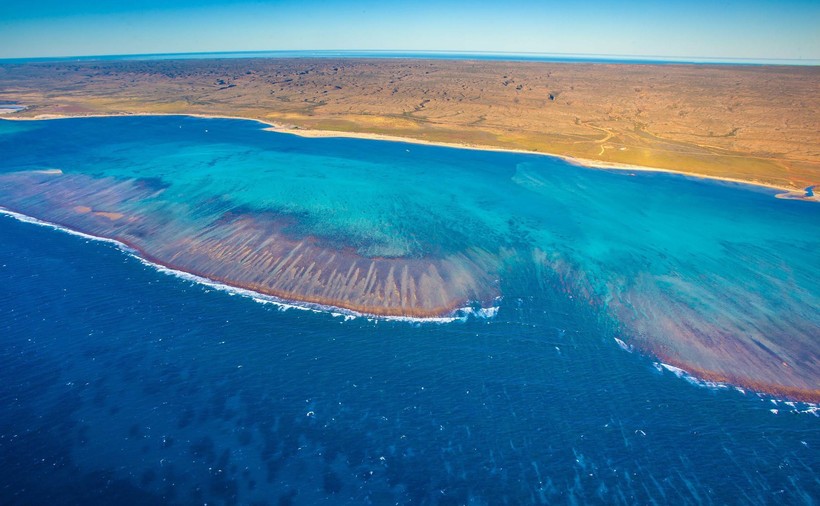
[657, 362, 729, 390]
[654, 360, 818, 416]
[0, 207, 499, 324]
[613, 337, 632, 353]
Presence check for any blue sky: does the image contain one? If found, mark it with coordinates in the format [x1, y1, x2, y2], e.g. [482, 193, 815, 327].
[1, 0, 818, 60]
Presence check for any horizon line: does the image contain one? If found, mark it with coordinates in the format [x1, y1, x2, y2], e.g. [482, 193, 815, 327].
[1, 49, 819, 67]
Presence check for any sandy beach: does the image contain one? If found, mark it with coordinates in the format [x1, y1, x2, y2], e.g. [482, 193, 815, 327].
[4, 111, 817, 199]
[268, 123, 811, 195]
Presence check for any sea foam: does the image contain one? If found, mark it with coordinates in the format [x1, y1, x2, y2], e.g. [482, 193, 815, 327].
[653, 360, 818, 415]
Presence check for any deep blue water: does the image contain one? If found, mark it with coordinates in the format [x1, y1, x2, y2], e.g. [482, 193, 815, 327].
[1, 201, 819, 505]
[0, 116, 818, 505]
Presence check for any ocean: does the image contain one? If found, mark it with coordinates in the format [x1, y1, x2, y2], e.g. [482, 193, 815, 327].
[0, 116, 817, 504]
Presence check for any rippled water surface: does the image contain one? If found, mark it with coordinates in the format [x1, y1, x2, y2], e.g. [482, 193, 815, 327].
[0, 116, 818, 504]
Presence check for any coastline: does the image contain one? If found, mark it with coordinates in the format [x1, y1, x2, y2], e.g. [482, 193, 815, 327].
[273, 126, 809, 196]
[2, 111, 816, 198]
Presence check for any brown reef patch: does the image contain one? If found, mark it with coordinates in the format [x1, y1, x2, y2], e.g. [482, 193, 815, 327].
[0, 170, 499, 318]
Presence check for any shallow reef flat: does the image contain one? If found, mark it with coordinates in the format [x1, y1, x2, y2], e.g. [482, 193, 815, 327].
[0, 116, 817, 401]
[0, 171, 499, 316]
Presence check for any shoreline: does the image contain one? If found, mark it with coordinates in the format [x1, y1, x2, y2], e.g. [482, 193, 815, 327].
[276, 126, 810, 196]
[2, 111, 816, 198]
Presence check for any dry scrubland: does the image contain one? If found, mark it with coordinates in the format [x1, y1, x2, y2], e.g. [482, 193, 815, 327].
[1, 58, 818, 189]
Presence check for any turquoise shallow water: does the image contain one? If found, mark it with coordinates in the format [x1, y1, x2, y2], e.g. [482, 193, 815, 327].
[0, 116, 817, 394]
[0, 116, 818, 503]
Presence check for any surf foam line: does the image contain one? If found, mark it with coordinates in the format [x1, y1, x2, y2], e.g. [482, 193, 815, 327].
[0, 207, 498, 324]
[609, 337, 817, 414]
[653, 361, 818, 416]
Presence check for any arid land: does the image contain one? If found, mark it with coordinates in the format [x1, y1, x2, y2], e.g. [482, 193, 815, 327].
[1, 58, 818, 191]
